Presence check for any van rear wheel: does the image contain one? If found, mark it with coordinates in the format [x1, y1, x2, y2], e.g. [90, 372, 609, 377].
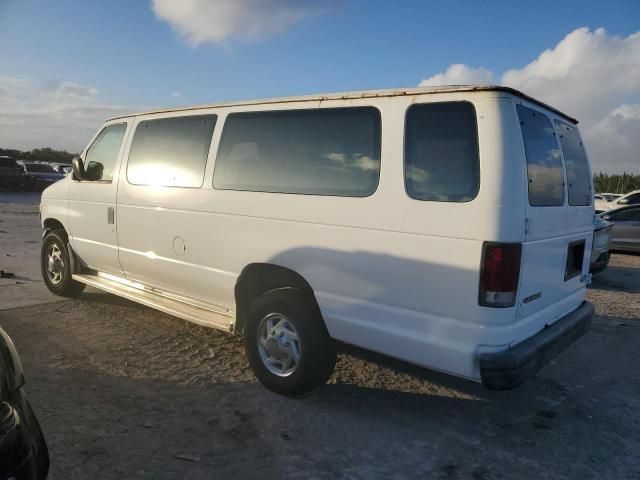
[41, 230, 85, 297]
[244, 290, 336, 397]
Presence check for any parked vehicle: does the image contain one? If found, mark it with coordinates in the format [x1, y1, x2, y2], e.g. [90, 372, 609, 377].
[594, 194, 618, 213]
[590, 216, 613, 273]
[22, 163, 64, 191]
[0, 327, 49, 479]
[39, 86, 595, 396]
[601, 205, 640, 253]
[53, 164, 72, 175]
[603, 190, 640, 211]
[0, 156, 25, 191]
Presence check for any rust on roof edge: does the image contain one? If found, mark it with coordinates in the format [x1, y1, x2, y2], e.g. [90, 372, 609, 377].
[106, 85, 578, 124]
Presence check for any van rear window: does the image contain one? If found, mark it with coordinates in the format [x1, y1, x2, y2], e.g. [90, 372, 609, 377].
[213, 107, 381, 197]
[517, 105, 564, 206]
[555, 121, 592, 206]
[404, 102, 479, 202]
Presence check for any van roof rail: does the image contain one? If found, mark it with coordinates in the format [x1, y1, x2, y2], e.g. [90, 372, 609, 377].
[107, 85, 578, 125]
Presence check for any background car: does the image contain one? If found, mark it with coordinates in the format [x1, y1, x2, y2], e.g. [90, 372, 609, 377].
[594, 193, 622, 213]
[590, 216, 613, 273]
[53, 164, 72, 175]
[0, 327, 49, 479]
[0, 156, 25, 191]
[604, 190, 640, 211]
[22, 163, 64, 191]
[600, 205, 640, 253]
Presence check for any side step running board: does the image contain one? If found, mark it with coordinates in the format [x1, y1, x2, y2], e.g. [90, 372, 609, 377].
[72, 273, 235, 332]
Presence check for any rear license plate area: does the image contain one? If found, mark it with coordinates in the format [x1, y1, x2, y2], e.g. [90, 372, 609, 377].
[564, 240, 586, 281]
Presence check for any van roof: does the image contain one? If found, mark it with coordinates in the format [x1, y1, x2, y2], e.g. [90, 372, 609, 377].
[107, 85, 578, 124]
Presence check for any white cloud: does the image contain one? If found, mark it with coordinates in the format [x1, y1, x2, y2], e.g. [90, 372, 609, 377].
[418, 28, 640, 173]
[54, 81, 99, 100]
[586, 104, 640, 173]
[152, 0, 341, 46]
[419, 64, 493, 87]
[0, 76, 132, 152]
[171, 91, 182, 97]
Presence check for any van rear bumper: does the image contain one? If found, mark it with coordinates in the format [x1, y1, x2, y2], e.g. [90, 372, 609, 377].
[478, 301, 594, 390]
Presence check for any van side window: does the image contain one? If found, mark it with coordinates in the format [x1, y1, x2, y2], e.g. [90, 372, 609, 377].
[213, 107, 381, 197]
[83, 124, 126, 182]
[404, 102, 479, 202]
[127, 115, 217, 188]
[516, 105, 564, 206]
[554, 121, 592, 206]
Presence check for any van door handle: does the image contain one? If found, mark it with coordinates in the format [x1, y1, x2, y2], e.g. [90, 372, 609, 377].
[107, 207, 115, 225]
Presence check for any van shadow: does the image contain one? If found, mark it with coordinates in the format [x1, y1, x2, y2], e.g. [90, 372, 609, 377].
[590, 264, 640, 293]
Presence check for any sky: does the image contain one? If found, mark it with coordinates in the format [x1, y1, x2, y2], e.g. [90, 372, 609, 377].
[0, 0, 639, 173]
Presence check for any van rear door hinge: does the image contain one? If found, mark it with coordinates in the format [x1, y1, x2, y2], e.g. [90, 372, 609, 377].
[524, 217, 530, 235]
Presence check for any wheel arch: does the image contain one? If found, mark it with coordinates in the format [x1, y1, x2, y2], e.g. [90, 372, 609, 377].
[43, 217, 66, 233]
[234, 263, 323, 335]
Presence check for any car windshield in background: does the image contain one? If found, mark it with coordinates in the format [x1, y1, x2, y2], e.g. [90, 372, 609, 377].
[26, 164, 56, 173]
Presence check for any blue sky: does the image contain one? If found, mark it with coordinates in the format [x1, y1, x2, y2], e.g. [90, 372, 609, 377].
[1, 0, 639, 172]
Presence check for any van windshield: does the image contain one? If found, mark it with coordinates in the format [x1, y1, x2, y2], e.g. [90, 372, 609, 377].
[554, 121, 592, 206]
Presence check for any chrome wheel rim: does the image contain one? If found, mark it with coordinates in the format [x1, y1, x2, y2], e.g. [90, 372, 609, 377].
[46, 243, 64, 285]
[257, 313, 301, 377]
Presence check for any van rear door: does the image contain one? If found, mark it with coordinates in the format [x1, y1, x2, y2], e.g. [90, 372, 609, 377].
[515, 104, 592, 329]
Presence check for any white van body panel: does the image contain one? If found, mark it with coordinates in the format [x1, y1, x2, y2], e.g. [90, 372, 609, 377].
[40, 87, 594, 382]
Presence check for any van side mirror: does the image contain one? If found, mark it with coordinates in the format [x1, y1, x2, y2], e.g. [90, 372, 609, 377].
[72, 157, 85, 180]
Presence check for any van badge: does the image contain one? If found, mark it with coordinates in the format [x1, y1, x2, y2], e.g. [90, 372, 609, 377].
[523, 292, 542, 304]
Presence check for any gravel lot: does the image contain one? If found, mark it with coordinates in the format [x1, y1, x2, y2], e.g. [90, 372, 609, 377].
[1, 191, 639, 479]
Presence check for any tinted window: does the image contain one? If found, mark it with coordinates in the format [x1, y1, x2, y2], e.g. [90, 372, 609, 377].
[213, 108, 380, 197]
[26, 164, 55, 173]
[404, 102, 479, 202]
[609, 207, 640, 222]
[623, 193, 640, 204]
[517, 105, 564, 206]
[555, 121, 591, 206]
[84, 124, 127, 182]
[127, 115, 216, 188]
[0, 157, 18, 168]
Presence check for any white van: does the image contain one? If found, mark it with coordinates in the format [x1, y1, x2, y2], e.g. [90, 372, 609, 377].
[39, 86, 595, 396]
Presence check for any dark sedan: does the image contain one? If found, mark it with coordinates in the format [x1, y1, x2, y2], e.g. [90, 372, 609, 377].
[22, 164, 64, 191]
[600, 205, 640, 253]
[0, 327, 49, 479]
[0, 156, 25, 191]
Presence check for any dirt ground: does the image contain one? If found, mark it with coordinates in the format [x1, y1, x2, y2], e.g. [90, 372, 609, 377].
[1, 191, 639, 479]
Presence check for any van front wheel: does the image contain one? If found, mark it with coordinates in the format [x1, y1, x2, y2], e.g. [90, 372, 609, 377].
[244, 290, 336, 397]
[41, 230, 85, 297]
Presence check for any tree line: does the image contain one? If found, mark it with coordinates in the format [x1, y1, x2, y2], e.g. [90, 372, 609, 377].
[0, 147, 76, 164]
[593, 172, 640, 194]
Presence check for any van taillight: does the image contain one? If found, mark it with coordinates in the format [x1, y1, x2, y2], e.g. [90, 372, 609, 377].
[479, 242, 522, 308]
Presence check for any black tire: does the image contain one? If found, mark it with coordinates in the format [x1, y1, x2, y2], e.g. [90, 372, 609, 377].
[41, 229, 86, 297]
[244, 289, 336, 397]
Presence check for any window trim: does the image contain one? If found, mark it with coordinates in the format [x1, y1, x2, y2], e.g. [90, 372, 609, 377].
[403, 100, 481, 203]
[126, 114, 218, 189]
[76, 122, 128, 184]
[211, 105, 383, 198]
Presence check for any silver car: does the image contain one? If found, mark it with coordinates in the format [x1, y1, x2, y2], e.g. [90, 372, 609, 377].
[601, 205, 640, 253]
